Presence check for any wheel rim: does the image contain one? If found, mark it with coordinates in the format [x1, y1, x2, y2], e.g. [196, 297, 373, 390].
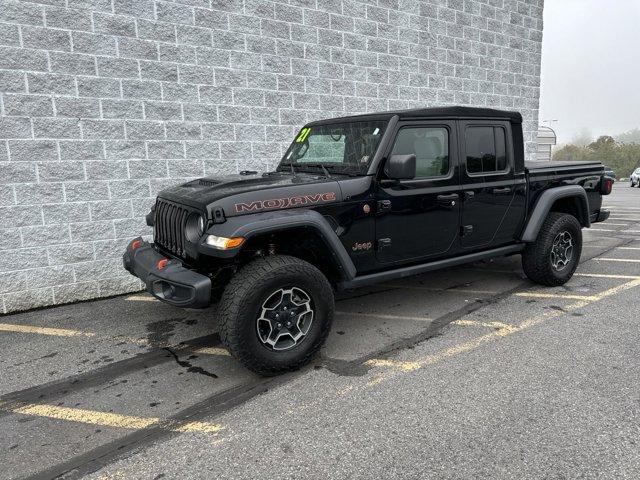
[256, 287, 314, 351]
[550, 230, 574, 271]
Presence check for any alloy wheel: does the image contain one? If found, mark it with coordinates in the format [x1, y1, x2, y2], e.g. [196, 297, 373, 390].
[256, 287, 314, 351]
[550, 230, 574, 271]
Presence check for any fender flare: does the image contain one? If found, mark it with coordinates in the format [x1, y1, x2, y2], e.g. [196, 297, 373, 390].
[520, 185, 590, 242]
[202, 209, 357, 280]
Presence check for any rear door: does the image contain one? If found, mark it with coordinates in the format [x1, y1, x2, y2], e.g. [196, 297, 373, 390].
[375, 120, 462, 264]
[459, 121, 521, 248]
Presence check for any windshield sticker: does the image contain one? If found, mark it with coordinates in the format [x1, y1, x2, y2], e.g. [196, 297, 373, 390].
[372, 127, 380, 135]
[360, 155, 369, 163]
[295, 127, 311, 143]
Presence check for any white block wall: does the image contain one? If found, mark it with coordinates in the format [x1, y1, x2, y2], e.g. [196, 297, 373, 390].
[0, 0, 544, 313]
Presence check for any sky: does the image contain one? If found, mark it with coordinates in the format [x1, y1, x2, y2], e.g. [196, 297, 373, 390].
[539, 0, 640, 144]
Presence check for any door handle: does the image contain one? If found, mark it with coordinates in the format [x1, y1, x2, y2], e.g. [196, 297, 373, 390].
[437, 193, 459, 206]
[377, 200, 391, 212]
[492, 187, 512, 194]
[464, 191, 475, 201]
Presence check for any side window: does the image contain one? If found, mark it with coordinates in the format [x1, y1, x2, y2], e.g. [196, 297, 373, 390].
[466, 126, 508, 174]
[390, 127, 449, 178]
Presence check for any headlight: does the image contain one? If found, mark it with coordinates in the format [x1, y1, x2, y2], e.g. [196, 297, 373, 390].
[205, 235, 244, 249]
[185, 213, 206, 242]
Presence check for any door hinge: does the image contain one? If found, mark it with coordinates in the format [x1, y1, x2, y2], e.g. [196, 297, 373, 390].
[377, 200, 391, 212]
[377, 238, 392, 250]
[461, 225, 473, 237]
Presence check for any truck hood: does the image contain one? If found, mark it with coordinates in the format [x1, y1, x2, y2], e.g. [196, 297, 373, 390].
[157, 172, 343, 218]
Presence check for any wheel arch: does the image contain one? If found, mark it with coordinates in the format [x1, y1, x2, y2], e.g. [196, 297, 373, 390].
[207, 209, 357, 282]
[521, 185, 590, 243]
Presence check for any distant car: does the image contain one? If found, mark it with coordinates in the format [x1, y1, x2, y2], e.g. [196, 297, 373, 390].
[631, 167, 640, 187]
[603, 165, 616, 180]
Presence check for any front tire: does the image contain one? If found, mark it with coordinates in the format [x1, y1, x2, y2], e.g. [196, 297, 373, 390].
[522, 212, 582, 286]
[218, 255, 334, 376]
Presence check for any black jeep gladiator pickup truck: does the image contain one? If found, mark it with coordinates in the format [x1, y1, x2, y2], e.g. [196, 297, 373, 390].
[123, 106, 612, 375]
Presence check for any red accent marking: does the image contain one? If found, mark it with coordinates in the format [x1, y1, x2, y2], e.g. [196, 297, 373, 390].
[156, 258, 168, 270]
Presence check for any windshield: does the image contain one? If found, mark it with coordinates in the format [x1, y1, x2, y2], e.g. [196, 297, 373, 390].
[278, 120, 387, 175]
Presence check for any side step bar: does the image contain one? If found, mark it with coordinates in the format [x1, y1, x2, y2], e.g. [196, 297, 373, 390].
[337, 244, 525, 291]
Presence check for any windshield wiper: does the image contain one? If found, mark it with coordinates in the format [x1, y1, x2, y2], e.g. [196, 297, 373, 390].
[277, 162, 297, 175]
[299, 163, 332, 178]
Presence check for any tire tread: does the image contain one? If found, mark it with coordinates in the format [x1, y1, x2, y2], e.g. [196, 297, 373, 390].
[522, 212, 582, 286]
[218, 255, 333, 376]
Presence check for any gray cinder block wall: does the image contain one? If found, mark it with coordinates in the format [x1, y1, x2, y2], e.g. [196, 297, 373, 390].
[0, 0, 544, 314]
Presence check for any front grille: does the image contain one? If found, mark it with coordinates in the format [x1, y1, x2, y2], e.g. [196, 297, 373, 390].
[154, 198, 195, 258]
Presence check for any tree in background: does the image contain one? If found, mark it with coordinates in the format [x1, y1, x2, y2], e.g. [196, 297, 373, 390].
[571, 127, 593, 147]
[616, 128, 640, 144]
[553, 134, 640, 178]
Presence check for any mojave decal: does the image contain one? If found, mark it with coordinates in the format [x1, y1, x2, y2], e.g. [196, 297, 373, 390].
[234, 192, 337, 213]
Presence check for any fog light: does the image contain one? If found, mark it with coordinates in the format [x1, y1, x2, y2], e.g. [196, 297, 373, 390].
[205, 235, 244, 249]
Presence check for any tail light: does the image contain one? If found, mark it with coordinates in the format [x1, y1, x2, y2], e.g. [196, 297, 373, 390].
[600, 176, 613, 195]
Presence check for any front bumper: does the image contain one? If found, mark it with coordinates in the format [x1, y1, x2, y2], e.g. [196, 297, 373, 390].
[123, 237, 211, 308]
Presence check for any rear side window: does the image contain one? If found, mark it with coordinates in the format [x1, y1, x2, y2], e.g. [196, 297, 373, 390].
[466, 126, 508, 174]
[390, 127, 449, 178]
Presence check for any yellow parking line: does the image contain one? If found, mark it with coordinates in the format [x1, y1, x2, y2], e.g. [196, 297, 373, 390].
[417, 300, 590, 367]
[593, 258, 640, 263]
[514, 291, 597, 301]
[584, 246, 640, 251]
[453, 319, 517, 331]
[11, 404, 158, 429]
[193, 347, 230, 356]
[587, 228, 618, 232]
[365, 301, 589, 377]
[0, 322, 229, 357]
[173, 421, 225, 434]
[125, 295, 157, 302]
[365, 278, 640, 381]
[601, 222, 633, 226]
[5, 403, 223, 435]
[0, 323, 95, 338]
[335, 311, 432, 322]
[364, 359, 420, 371]
[293, 276, 640, 414]
[575, 272, 640, 279]
[591, 278, 640, 300]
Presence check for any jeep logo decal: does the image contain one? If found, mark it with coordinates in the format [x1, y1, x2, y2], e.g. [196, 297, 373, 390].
[234, 192, 337, 213]
[352, 241, 372, 252]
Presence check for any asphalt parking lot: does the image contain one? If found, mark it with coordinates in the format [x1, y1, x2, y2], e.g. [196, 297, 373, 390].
[1, 185, 639, 480]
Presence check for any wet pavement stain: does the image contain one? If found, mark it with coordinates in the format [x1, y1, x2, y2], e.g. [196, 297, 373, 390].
[164, 348, 218, 378]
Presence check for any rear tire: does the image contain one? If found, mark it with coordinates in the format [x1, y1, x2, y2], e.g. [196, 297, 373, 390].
[522, 212, 582, 286]
[218, 255, 334, 376]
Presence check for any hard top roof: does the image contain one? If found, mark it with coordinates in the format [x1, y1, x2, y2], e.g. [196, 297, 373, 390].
[306, 106, 523, 125]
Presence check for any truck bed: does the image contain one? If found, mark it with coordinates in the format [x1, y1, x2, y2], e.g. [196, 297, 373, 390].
[525, 160, 603, 170]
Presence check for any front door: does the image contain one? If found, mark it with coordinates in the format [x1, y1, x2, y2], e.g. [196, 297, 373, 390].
[375, 121, 461, 265]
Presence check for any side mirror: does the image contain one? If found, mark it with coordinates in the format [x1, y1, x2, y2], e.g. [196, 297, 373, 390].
[385, 154, 416, 180]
